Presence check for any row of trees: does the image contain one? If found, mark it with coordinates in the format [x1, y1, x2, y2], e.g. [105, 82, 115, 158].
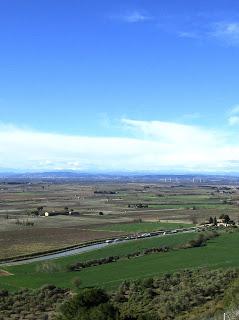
[68, 245, 172, 272]
[68, 256, 120, 271]
[126, 246, 169, 259]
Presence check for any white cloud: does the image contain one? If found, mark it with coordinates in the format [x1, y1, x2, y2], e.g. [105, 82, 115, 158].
[120, 11, 152, 23]
[0, 120, 239, 173]
[176, 21, 239, 46]
[178, 31, 200, 39]
[210, 22, 239, 45]
[122, 118, 220, 146]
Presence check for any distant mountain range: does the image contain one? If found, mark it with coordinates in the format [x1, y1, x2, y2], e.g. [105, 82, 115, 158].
[1, 170, 239, 183]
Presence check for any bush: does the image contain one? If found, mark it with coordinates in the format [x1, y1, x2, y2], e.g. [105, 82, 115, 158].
[181, 232, 219, 249]
[72, 277, 82, 289]
[40, 284, 57, 291]
[57, 288, 118, 320]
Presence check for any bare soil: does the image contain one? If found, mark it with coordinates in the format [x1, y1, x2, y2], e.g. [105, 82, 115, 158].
[0, 227, 122, 259]
[0, 269, 13, 276]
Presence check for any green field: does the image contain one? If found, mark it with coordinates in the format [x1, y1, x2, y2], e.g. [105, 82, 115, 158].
[94, 222, 194, 233]
[2, 230, 239, 292]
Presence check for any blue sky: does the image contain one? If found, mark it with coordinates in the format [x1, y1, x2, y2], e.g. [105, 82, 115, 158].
[1, 0, 239, 172]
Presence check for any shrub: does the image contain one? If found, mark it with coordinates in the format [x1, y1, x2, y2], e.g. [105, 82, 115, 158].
[181, 232, 219, 249]
[57, 288, 118, 320]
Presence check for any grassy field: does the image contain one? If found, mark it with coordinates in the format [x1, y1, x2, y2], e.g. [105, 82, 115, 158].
[2, 230, 239, 292]
[94, 221, 194, 233]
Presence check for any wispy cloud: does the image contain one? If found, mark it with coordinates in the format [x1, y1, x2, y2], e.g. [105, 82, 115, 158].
[111, 10, 239, 47]
[178, 31, 200, 39]
[179, 21, 239, 46]
[210, 22, 239, 45]
[113, 11, 153, 24]
[1, 119, 239, 173]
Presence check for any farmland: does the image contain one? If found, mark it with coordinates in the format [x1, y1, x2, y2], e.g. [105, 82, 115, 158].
[0, 177, 239, 260]
[1, 176, 239, 319]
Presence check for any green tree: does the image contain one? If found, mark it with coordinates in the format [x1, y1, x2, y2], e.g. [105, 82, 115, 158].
[37, 206, 44, 212]
[213, 216, 218, 226]
[219, 214, 231, 224]
[57, 288, 118, 320]
[224, 214, 231, 224]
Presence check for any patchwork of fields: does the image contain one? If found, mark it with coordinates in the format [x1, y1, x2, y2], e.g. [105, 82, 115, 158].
[0, 180, 239, 260]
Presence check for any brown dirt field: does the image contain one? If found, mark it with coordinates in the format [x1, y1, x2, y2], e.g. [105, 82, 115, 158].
[0, 227, 122, 259]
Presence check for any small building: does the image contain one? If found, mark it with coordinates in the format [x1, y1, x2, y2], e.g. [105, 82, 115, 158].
[217, 219, 235, 227]
[68, 211, 80, 216]
[44, 211, 60, 217]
